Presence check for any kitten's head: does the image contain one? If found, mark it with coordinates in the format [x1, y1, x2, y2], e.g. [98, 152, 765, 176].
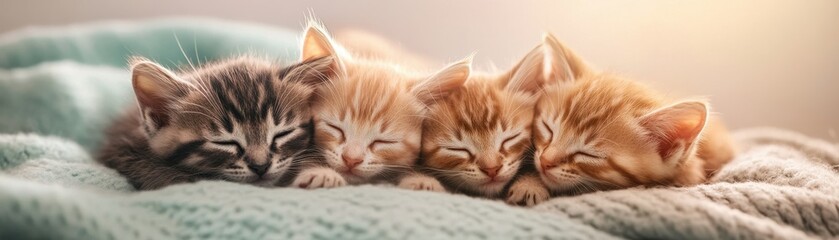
[131, 56, 331, 186]
[534, 34, 709, 193]
[421, 46, 546, 197]
[300, 24, 470, 184]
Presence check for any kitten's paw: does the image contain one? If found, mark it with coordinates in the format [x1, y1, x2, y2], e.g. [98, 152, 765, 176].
[506, 177, 550, 207]
[292, 168, 347, 189]
[398, 175, 446, 192]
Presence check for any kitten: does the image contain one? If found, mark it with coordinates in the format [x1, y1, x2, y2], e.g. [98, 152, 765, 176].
[419, 45, 546, 198]
[511, 34, 735, 204]
[98, 56, 331, 190]
[290, 23, 471, 189]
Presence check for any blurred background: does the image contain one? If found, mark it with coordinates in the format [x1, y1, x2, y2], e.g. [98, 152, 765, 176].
[1, 0, 837, 139]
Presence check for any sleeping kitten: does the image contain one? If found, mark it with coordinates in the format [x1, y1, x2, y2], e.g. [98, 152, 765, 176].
[419, 45, 546, 198]
[98, 56, 331, 190]
[290, 23, 471, 189]
[510, 34, 735, 204]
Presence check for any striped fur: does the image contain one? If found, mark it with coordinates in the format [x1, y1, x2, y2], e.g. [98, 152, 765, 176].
[532, 34, 735, 196]
[421, 46, 545, 198]
[294, 24, 471, 186]
[98, 56, 330, 190]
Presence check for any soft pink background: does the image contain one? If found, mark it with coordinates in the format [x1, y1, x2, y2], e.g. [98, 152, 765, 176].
[2, 0, 837, 139]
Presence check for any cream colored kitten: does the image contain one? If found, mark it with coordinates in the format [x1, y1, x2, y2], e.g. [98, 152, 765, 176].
[291, 23, 471, 189]
[506, 34, 735, 206]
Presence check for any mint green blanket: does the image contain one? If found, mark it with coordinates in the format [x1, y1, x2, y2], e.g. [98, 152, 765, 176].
[1, 19, 837, 240]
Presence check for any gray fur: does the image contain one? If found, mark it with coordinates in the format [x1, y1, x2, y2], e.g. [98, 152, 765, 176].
[97, 56, 333, 190]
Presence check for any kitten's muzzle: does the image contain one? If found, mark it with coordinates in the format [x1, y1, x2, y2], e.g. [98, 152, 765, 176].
[477, 155, 502, 179]
[539, 156, 558, 173]
[342, 153, 363, 170]
[479, 165, 501, 179]
[247, 162, 270, 176]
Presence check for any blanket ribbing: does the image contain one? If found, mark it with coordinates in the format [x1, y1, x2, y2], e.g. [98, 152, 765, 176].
[535, 128, 839, 239]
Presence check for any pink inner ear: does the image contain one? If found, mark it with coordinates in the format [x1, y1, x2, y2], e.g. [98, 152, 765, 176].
[641, 102, 708, 160]
[133, 82, 170, 128]
[302, 27, 336, 62]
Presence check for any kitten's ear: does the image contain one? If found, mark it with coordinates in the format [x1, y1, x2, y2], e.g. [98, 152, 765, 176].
[542, 33, 591, 84]
[640, 101, 709, 164]
[301, 24, 344, 76]
[411, 56, 472, 106]
[130, 58, 192, 132]
[302, 25, 336, 61]
[503, 44, 546, 94]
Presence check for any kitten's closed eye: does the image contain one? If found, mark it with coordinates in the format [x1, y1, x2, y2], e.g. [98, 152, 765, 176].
[573, 151, 601, 159]
[273, 129, 294, 140]
[325, 123, 345, 142]
[571, 151, 604, 164]
[272, 129, 295, 149]
[444, 147, 473, 160]
[369, 140, 398, 150]
[500, 133, 521, 151]
[211, 140, 243, 155]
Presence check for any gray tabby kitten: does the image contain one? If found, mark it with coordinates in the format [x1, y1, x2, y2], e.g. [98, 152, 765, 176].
[98, 56, 332, 190]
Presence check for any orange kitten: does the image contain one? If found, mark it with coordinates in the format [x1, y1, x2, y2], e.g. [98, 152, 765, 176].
[517, 34, 735, 203]
[291, 23, 471, 189]
[420, 46, 546, 198]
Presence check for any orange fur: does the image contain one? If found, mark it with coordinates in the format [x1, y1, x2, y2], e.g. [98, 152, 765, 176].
[296, 22, 471, 186]
[421, 46, 545, 197]
[533, 34, 736, 194]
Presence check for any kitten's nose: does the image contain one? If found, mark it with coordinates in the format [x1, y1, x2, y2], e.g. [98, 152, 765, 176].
[247, 162, 271, 176]
[540, 156, 557, 172]
[479, 165, 501, 179]
[342, 154, 363, 169]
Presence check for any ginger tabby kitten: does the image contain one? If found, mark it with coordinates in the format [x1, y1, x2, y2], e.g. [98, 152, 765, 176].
[420, 46, 546, 198]
[506, 34, 736, 205]
[291, 23, 471, 190]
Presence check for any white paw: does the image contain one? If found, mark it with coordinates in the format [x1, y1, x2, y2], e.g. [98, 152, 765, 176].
[506, 178, 550, 207]
[292, 167, 347, 189]
[398, 175, 446, 192]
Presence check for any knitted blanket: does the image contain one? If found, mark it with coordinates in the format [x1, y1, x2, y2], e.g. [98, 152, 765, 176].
[1, 19, 838, 240]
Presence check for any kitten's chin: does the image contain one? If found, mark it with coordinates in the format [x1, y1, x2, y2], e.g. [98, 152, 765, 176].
[336, 166, 385, 184]
[479, 181, 507, 195]
[223, 174, 281, 187]
[250, 177, 280, 187]
[540, 173, 583, 193]
[459, 177, 510, 197]
[341, 173, 367, 184]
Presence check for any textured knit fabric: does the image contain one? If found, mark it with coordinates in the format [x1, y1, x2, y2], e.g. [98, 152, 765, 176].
[1, 19, 837, 240]
[536, 128, 839, 239]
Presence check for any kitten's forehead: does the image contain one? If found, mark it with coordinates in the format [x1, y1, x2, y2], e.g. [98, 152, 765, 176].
[540, 77, 654, 130]
[431, 76, 534, 134]
[173, 58, 312, 134]
[315, 62, 424, 129]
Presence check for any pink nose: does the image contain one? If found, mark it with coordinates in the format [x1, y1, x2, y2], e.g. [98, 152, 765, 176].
[540, 156, 557, 172]
[342, 154, 363, 169]
[479, 165, 501, 179]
